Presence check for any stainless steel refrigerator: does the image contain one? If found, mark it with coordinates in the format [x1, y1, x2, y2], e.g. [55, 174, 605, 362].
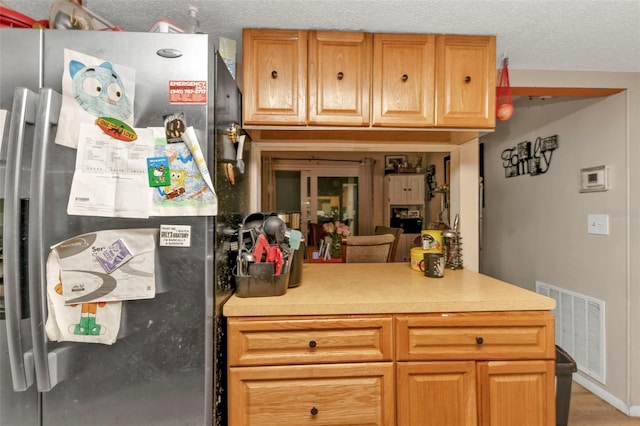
[0, 28, 244, 426]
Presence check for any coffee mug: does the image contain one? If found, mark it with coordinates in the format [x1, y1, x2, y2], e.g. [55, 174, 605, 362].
[418, 253, 444, 278]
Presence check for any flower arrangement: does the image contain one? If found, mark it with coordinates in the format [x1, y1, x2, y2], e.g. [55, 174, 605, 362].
[323, 221, 350, 241]
[322, 221, 350, 259]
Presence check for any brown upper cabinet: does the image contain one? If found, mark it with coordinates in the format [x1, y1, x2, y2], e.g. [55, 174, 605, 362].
[309, 31, 372, 126]
[372, 33, 436, 127]
[435, 35, 496, 128]
[242, 28, 496, 130]
[242, 29, 308, 125]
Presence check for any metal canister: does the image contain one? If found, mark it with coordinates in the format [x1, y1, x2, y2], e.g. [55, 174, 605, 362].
[289, 212, 301, 230]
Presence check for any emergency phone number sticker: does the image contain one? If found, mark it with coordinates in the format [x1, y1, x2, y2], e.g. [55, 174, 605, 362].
[169, 81, 207, 104]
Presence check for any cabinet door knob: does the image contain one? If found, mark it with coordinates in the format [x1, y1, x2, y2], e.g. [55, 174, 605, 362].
[310, 407, 319, 415]
[476, 336, 484, 344]
[337, 71, 344, 80]
[465, 75, 471, 83]
[309, 340, 317, 348]
[402, 74, 408, 82]
[271, 70, 278, 79]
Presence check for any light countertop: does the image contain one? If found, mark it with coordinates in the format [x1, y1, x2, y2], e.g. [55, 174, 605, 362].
[222, 263, 556, 317]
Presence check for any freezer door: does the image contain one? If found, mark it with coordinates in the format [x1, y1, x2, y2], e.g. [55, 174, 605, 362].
[0, 88, 41, 426]
[26, 31, 214, 426]
[1, 29, 46, 426]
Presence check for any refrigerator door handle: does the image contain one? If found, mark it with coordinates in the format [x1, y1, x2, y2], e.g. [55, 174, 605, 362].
[29, 88, 69, 391]
[3, 87, 37, 392]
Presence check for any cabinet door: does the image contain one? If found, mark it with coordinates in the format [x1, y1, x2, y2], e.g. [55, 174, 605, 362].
[372, 34, 436, 127]
[404, 174, 425, 204]
[242, 29, 307, 125]
[386, 175, 425, 205]
[308, 31, 372, 126]
[397, 361, 477, 426]
[229, 363, 395, 426]
[435, 35, 496, 128]
[477, 360, 555, 426]
[387, 175, 408, 204]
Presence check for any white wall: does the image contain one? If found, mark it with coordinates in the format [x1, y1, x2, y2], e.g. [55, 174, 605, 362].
[480, 69, 640, 415]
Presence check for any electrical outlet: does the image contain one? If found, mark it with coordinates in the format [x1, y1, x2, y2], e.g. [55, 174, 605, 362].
[587, 214, 609, 235]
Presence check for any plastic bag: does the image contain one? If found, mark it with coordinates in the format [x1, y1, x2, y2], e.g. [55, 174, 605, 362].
[496, 57, 514, 121]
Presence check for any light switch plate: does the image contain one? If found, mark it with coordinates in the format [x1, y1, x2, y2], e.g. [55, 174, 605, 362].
[588, 214, 609, 235]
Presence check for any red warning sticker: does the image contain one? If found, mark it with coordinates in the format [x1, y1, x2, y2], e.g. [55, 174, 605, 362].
[169, 80, 207, 104]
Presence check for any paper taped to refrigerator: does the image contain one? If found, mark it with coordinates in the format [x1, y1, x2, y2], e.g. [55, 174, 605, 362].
[67, 124, 154, 218]
[55, 49, 136, 149]
[51, 228, 157, 304]
[45, 251, 122, 345]
[149, 127, 218, 216]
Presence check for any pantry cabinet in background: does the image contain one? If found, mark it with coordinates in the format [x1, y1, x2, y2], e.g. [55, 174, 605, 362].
[242, 28, 496, 132]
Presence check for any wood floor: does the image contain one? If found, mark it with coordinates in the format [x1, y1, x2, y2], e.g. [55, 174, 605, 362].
[568, 382, 640, 425]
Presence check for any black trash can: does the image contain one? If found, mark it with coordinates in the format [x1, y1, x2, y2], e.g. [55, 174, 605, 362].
[556, 345, 577, 426]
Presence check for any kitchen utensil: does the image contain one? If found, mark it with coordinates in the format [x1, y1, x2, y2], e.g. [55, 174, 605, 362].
[253, 233, 270, 263]
[263, 216, 286, 244]
[286, 229, 303, 250]
[266, 245, 284, 274]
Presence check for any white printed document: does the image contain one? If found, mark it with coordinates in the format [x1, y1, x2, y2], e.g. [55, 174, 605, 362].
[67, 124, 153, 218]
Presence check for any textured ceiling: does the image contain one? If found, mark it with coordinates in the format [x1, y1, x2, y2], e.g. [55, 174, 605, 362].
[4, 0, 640, 72]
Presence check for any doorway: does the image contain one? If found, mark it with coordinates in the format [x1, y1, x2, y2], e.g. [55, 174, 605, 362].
[272, 163, 360, 245]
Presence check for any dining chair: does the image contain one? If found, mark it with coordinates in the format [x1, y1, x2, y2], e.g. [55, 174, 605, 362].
[345, 234, 396, 263]
[374, 225, 404, 262]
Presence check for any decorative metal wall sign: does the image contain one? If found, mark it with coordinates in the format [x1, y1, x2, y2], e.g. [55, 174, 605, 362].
[501, 135, 558, 178]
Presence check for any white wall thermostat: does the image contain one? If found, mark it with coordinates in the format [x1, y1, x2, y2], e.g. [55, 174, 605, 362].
[580, 165, 608, 192]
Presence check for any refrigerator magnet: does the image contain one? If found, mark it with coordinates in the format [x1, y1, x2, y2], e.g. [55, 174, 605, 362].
[159, 224, 191, 247]
[95, 117, 137, 142]
[163, 112, 186, 143]
[147, 156, 171, 187]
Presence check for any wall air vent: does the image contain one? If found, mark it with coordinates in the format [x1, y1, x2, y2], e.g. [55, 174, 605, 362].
[536, 281, 606, 384]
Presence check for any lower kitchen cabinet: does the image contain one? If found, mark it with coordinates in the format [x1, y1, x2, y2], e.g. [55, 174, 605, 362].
[397, 361, 477, 426]
[227, 311, 555, 426]
[397, 359, 555, 426]
[477, 360, 555, 426]
[228, 362, 395, 425]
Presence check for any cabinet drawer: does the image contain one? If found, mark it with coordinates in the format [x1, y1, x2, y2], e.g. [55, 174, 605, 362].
[228, 363, 395, 426]
[228, 316, 393, 366]
[396, 311, 554, 361]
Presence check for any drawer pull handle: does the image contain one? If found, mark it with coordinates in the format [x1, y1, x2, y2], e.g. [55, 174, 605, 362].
[476, 336, 484, 344]
[402, 74, 408, 82]
[309, 340, 317, 348]
[337, 71, 344, 80]
[271, 70, 278, 79]
[465, 75, 471, 83]
[310, 406, 319, 415]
